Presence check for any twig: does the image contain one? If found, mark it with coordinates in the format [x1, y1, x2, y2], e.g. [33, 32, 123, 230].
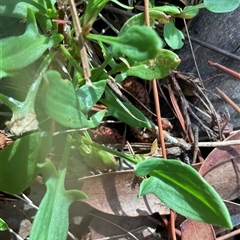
[69, 0, 92, 86]
[184, 35, 240, 62]
[183, 19, 203, 85]
[208, 61, 240, 79]
[216, 228, 240, 240]
[216, 87, 240, 114]
[88, 213, 139, 240]
[197, 139, 240, 147]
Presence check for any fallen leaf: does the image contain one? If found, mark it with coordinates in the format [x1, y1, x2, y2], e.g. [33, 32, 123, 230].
[180, 219, 216, 240]
[199, 131, 240, 200]
[66, 170, 169, 216]
[199, 131, 240, 175]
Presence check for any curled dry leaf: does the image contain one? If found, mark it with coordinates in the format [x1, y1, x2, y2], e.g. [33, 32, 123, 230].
[5, 112, 39, 136]
[180, 219, 216, 240]
[0, 131, 13, 149]
[199, 131, 240, 200]
[65, 170, 169, 217]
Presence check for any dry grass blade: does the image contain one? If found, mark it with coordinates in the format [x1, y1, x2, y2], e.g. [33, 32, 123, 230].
[69, 0, 92, 86]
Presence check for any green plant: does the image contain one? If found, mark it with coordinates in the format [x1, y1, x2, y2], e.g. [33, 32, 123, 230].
[1, 0, 238, 238]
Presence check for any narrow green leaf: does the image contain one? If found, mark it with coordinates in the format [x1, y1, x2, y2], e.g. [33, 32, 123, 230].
[164, 20, 184, 50]
[110, 0, 133, 10]
[100, 87, 151, 128]
[0, 218, 8, 231]
[42, 70, 105, 128]
[87, 25, 163, 61]
[83, 0, 110, 34]
[0, 132, 52, 194]
[0, 9, 63, 78]
[135, 158, 232, 228]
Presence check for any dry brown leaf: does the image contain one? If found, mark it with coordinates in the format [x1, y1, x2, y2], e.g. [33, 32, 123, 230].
[199, 131, 240, 200]
[0, 131, 13, 149]
[66, 170, 169, 216]
[180, 219, 216, 240]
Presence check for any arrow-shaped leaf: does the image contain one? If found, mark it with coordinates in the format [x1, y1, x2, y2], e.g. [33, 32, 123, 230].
[135, 158, 232, 228]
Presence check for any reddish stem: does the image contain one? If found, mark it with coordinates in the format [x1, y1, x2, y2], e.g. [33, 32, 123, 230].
[208, 61, 240, 79]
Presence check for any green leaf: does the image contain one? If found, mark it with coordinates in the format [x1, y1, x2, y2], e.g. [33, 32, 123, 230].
[76, 80, 106, 114]
[0, 0, 47, 19]
[110, 0, 133, 10]
[119, 10, 169, 35]
[42, 70, 105, 128]
[0, 9, 63, 78]
[116, 49, 180, 81]
[152, 6, 181, 15]
[0, 132, 52, 194]
[181, 0, 239, 18]
[1, 52, 56, 135]
[135, 159, 232, 228]
[75, 133, 119, 170]
[164, 20, 184, 50]
[0, 218, 8, 231]
[30, 161, 87, 240]
[100, 87, 151, 128]
[178, 5, 200, 19]
[87, 25, 163, 62]
[83, 0, 110, 35]
[204, 0, 240, 13]
[0, 0, 56, 31]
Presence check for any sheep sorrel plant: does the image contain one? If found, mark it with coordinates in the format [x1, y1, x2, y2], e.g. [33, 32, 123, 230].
[1, 0, 239, 239]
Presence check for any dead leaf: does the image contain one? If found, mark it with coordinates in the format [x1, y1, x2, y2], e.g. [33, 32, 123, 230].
[0, 131, 13, 149]
[199, 131, 240, 200]
[66, 170, 169, 216]
[180, 219, 216, 240]
[199, 131, 240, 175]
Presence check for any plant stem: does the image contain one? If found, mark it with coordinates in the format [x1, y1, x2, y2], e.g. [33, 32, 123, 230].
[91, 53, 114, 82]
[69, 0, 92, 86]
[82, 137, 139, 165]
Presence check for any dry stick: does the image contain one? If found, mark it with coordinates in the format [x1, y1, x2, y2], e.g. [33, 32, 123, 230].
[69, 0, 92, 86]
[197, 139, 240, 147]
[183, 18, 203, 85]
[184, 35, 240, 63]
[216, 87, 240, 114]
[88, 213, 139, 240]
[208, 61, 240, 80]
[216, 228, 240, 240]
[143, 1, 176, 240]
[168, 84, 188, 138]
